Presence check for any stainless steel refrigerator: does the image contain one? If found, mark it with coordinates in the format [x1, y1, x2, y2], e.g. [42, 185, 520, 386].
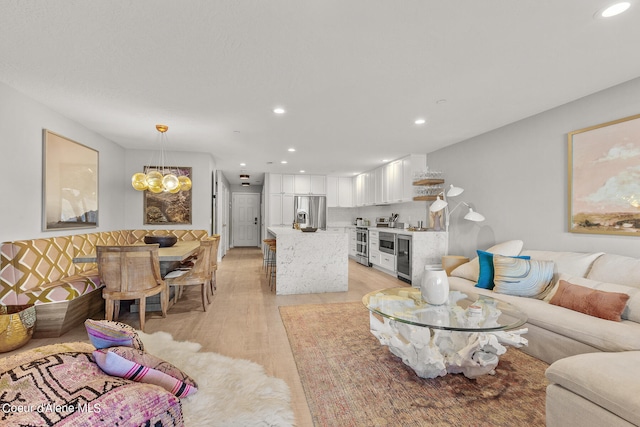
[294, 196, 327, 230]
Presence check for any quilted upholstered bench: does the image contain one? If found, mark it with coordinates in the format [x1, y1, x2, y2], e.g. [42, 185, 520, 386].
[0, 229, 209, 338]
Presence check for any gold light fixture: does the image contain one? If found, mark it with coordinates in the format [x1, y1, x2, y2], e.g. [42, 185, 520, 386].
[240, 174, 250, 180]
[131, 124, 192, 193]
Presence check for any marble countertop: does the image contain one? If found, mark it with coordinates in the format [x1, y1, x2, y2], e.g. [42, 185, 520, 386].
[342, 226, 447, 235]
[267, 226, 344, 237]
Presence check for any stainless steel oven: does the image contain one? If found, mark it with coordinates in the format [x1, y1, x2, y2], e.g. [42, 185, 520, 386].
[396, 234, 411, 283]
[379, 232, 395, 255]
[355, 227, 369, 266]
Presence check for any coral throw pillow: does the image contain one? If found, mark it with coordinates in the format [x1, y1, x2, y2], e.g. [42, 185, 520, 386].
[550, 280, 630, 322]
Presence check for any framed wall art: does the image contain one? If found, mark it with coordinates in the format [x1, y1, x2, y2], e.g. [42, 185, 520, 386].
[143, 166, 192, 224]
[568, 113, 640, 236]
[43, 130, 98, 231]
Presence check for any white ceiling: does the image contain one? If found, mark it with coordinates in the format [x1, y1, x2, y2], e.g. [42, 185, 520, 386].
[2, 1, 640, 186]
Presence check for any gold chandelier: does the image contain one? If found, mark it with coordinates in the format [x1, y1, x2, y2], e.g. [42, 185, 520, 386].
[131, 125, 192, 193]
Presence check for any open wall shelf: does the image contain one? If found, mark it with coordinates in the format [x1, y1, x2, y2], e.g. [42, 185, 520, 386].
[412, 179, 445, 201]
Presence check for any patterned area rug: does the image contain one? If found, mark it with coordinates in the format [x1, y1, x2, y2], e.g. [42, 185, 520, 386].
[280, 301, 549, 427]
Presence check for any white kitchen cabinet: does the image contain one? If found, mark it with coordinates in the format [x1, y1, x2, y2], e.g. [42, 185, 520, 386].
[365, 171, 375, 205]
[327, 176, 353, 207]
[283, 174, 295, 193]
[376, 154, 427, 204]
[354, 174, 364, 206]
[369, 251, 380, 266]
[374, 167, 384, 205]
[380, 253, 396, 271]
[339, 178, 353, 207]
[311, 175, 326, 194]
[349, 228, 357, 258]
[268, 193, 295, 227]
[327, 176, 338, 206]
[294, 174, 326, 194]
[269, 173, 282, 194]
[294, 175, 310, 194]
[354, 171, 375, 207]
[387, 160, 404, 204]
[270, 173, 295, 194]
[368, 230, 381, 267]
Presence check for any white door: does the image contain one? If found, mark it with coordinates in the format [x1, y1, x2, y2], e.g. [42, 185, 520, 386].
[232, 193, 260, 247]
[224, 185, 230, 254]
[218, 180, 229, 259]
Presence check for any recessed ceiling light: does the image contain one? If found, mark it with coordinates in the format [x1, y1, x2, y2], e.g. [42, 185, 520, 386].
[382, 159, 389, 162]
[415, 118, 426, 125]
[281, 160, 288, 164]
[240, 174, 250, 180]
[598, 2, 631, 17]
[273, 107, 286, 114]
[300, 170, 306, 173]
[240, 163, 246, 166]
[288, 148, 296, 152]
[241, 182, 250, 187]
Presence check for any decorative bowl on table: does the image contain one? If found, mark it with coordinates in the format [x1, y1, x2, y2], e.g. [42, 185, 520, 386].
[0, 304, 36, 353]
[300, 227, 318, 233]
[144, 235, 178, 247]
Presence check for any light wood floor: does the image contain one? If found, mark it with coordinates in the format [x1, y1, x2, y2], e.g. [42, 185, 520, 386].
[7, 247, 407, 427]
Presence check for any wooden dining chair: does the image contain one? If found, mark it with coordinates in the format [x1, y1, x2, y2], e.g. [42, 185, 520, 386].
[164, 239, 214, 312]
[96, 244, 168, 331]
[209, 234, 221, 295]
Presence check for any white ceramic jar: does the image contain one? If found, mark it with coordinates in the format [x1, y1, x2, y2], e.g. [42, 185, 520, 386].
[421, 266, 450, 305]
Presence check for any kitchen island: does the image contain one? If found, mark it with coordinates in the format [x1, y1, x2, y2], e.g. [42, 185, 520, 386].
[267, 226, 349, 295]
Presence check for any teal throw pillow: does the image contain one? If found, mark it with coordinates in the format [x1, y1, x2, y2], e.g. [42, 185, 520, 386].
[475, 250, 530, 290]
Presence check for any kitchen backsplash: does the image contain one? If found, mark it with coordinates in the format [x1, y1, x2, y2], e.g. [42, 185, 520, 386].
[328, 202, 428, 228]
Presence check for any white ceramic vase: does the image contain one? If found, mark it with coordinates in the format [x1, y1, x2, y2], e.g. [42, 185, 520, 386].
[421, 266, 450, 305]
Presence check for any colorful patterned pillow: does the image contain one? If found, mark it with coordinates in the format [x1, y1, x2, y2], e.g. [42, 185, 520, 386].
[475, 250, 530, 290]
[85, 319, 145, 351]
[450, 240, 524, 281]
[549, 280, 630, 321]
[93, 348, 197, 398]
[492, 255, 554, 299]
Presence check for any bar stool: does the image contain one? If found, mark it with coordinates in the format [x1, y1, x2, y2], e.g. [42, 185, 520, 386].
[267, 242, 277, 292]
[263, 239, 276, 272]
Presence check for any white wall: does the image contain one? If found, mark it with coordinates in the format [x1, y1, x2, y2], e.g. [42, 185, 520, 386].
[0, 83, 127, 242]
[124, 149, 215, 233]
[0, 82, 216, 243]
[428, 77, 640, 259]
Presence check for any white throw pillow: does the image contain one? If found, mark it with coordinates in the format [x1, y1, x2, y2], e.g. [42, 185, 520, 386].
[520, 250, 604, 279]
[450, 240, 524, 282]
[555, 273, 640, 323]
[587, 254, 640, 288]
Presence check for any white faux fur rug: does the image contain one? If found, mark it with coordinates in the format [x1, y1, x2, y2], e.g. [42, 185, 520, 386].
[137, 331, 295, 427]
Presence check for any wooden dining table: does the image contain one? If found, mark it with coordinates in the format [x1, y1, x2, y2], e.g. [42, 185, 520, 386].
[73, 240, 200, 274]
[73, 240, 201, 312]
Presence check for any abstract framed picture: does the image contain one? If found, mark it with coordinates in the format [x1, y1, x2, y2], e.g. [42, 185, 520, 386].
[568, 114, 640, 235]
[143, 166, 192, 225]
[42, 130, 98, 231]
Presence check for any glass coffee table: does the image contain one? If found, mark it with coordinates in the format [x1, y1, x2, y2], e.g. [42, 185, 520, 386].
[363, 287, 528, 379]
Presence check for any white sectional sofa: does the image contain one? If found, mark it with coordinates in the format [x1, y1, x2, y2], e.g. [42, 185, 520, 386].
[446, 241, 640, 427]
